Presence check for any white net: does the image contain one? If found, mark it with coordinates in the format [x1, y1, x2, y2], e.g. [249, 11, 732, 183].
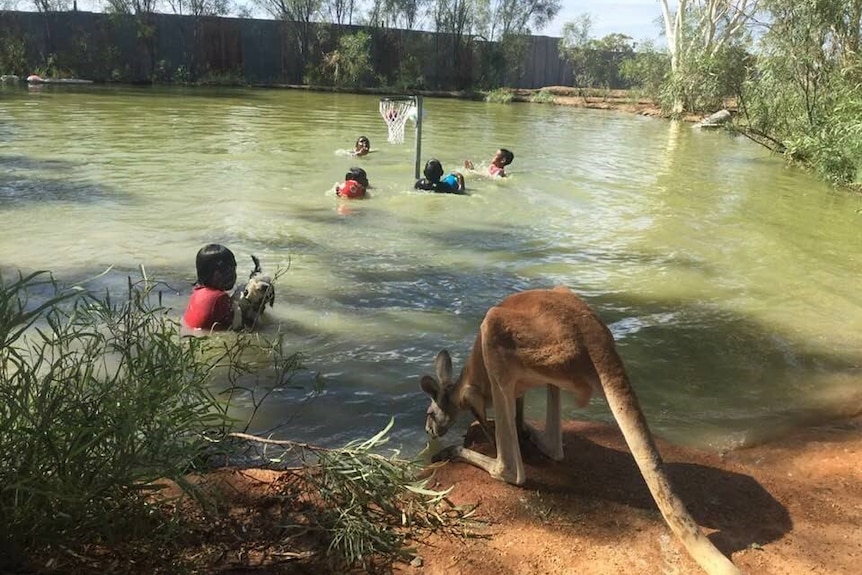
[379, 97, 416, 144]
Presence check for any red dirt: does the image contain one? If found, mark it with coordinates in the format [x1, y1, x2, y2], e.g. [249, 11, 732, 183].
[117, 414, 860, 575]
[398, 416, 862, 575]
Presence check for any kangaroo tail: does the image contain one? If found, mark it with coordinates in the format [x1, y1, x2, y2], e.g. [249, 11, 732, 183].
[600, 357, 743, 575]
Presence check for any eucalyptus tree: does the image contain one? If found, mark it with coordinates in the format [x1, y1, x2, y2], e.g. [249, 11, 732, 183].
[471, 0, 559, 87]
[430, 0, 481, 88]
[365, 0, 428, 29]
[322, 0, 357, 25]
[658, 0, 756, 112]
[102, 0, 159, 13]
[164, 0, 233, 16]
[31, 0, 71, 10]
[739, 0, 862, 185]
[559, 15, 636, 89]
[485, 0, 560, 39]
[254, 0, 322, 80]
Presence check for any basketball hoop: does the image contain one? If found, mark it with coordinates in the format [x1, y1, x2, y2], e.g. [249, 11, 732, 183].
[379, 96, 416, 144]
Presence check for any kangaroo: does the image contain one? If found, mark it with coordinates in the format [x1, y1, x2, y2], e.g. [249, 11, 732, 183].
[420, 286, 743, 575]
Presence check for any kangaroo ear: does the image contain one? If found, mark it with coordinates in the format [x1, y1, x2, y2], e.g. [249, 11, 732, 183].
[420, 375, 441, 399]
[435, 350, 453, 384]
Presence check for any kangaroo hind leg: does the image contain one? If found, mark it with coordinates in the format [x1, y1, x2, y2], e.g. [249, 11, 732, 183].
[518, 384, 564, 461]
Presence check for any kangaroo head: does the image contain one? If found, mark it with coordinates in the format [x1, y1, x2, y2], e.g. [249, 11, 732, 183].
[420, 349, 463, 438]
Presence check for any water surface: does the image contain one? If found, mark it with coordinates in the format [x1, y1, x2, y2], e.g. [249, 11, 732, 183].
[2, 84, 861, 454]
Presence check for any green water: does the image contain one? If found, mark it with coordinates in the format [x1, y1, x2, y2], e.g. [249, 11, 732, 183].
[2, 84, 861, 453]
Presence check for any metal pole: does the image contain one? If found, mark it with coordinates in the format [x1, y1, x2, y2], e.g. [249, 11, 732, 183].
[413, 95, 423, 180]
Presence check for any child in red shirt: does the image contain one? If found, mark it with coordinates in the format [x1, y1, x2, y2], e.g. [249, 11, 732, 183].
[182, 244, 240, 331]
[335, 167, 370, 199]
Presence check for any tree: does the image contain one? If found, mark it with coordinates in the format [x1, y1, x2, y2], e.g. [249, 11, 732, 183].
[558, 13, 592, 87]
[254, 0, 322, 80]
[164, 0, 233, 16]
[620, 40, 671, 98]
[430, 0, 480, 89]
[738, 0, 862, 185]
[658, 0, 756, 112]
[322, 0, 357, 26]
[31, 0, 70, 10]
[486, 0, 561, 40]
[559, 15, 635, 89]
[103, 0, 159, 13]
[320, 30, 374, 85]
[366, 0, 429, 29]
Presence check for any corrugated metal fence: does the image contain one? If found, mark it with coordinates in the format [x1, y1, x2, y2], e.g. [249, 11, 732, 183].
[0, 10, 575, 89]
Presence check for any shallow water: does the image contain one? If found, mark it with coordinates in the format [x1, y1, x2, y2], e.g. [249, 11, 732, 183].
[2, 84, 861, 454]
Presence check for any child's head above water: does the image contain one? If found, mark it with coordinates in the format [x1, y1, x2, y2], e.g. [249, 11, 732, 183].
[423, 159, 444, 183]
[345, 166, 369, 188]
[353, 136, 371, 156]
[195, 244, 237, 291]
[493, 148, 514, 167]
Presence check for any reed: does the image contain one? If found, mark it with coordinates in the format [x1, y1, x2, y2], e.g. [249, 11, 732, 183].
[0, 270, 301, 569]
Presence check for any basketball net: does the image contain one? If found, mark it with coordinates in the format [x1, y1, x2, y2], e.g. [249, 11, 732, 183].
[379, 98, 416, 144]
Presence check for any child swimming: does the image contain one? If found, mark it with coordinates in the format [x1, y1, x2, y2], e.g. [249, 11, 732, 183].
[352, 136, 371, 157]
[414, 159, 466, 194]
[335, 166, 370, 199]
[464, 148, 515, 177]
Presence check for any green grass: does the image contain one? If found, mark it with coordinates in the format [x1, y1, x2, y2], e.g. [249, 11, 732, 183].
[485, 88, 515, 103]
[529, 89, 556, 104]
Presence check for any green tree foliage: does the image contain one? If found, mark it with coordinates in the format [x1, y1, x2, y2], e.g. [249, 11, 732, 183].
[619, 40, 670, 100]
[320, 30, 374, 86]
[559, 15, 635, 89]
[659, 0, 756, 113]
[430, 0, 479, 88]
[738, 0, 862, 185]
[366, 0, 427, 29]
[0, 32, 27, 76]
[486, 0, 561, 39]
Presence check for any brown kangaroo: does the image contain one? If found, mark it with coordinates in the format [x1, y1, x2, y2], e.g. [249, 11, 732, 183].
[420, 286, 743, 575]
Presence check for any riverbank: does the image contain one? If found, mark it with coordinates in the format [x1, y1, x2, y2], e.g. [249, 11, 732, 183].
[76, 413, 859, 575]
[401, 414, 862, 575]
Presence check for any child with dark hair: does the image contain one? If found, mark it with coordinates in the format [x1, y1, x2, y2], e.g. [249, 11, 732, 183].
[464, 148, 515, 177]
[335, 167, 370, 199]
[182, 244, 240, 331]
[352, 136, 371, 157]
[414, 159, 466, 194]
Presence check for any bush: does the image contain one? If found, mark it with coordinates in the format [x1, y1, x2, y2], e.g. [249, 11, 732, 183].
[485, 88, 514, 103]
[0, 270, 301, 570]
[530, 89, 555, 104]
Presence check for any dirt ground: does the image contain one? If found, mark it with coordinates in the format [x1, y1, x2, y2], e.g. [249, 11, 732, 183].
[126, 413, 862, 575]
[401, 416, 862, 575]
[510, 86, 707, 122]
[175, 413, 859, 575]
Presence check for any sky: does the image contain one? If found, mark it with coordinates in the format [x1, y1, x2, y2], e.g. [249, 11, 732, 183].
[542, 0, 666, 43]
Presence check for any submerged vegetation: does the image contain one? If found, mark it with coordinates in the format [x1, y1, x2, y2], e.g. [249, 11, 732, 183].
[0, 271, 469, 573]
